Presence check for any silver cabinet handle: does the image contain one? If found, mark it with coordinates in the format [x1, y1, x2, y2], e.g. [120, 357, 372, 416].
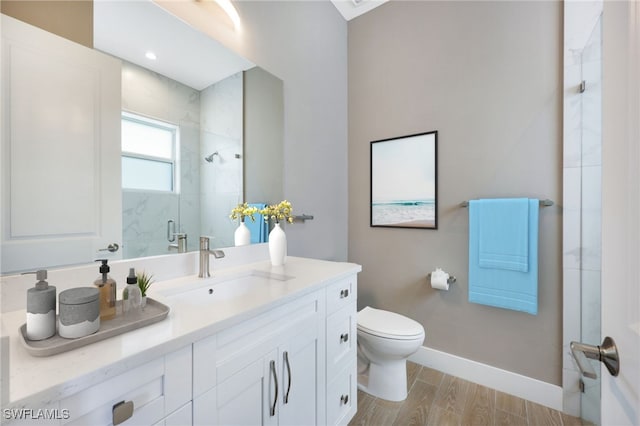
[340, 394, 349, 405]
[340, 333, 349, 343]
[99, 243, 119, 253]
[340, 289, 349, 298]
[270, 360, 278, 417]
[112, 400, 134, 425]
[570, 336, 620, 379]
[284, 351, 292, 404]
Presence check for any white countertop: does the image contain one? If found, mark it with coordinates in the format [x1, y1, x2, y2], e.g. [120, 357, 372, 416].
[2, 256, 361, 408]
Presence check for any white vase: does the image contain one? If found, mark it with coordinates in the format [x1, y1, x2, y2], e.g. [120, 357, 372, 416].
[234, 221, 251, 246]
[268, 222, 286, 266]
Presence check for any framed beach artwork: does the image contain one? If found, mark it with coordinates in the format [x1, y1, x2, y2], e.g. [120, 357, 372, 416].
[370, 131, 438, 229]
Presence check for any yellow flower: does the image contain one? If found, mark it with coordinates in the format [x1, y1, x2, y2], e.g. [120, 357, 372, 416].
[260, 200, 294, 224]
[230, 202, 259, 222]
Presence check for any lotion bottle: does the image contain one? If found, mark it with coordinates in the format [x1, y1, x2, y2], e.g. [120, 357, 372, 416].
[24, 270, 56, 340]
[123, 268, 142, 315]
[94, 259, 116, 320]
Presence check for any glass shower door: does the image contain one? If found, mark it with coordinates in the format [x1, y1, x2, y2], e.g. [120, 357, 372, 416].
[579, 15, 602, 426]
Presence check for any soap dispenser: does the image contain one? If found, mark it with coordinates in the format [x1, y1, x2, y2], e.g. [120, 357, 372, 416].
[123, 268, 142, 315]
[24, 270, 56, 340]
[94, 259, 116, 320]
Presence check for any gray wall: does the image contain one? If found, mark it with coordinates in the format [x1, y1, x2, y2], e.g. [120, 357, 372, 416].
[348, 1, 563, 385]
[244, 67, 284, 206]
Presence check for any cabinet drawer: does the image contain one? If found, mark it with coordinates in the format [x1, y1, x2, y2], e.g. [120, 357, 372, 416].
[326, 276, 356, 315]
[61, 345, 192, 425]
[326, 303, 356, 379]
[326, 362, 356, 426]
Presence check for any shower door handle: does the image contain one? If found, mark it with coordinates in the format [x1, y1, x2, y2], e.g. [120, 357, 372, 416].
[570, 336, 620, 379]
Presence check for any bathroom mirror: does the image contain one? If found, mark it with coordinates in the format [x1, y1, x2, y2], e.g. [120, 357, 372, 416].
[95, 0, 284, 258]
[0, 1, 284, 273]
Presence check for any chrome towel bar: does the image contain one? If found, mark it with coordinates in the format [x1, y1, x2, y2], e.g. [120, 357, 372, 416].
[293, 214, 314, 223]
[459, 199, 554, 208]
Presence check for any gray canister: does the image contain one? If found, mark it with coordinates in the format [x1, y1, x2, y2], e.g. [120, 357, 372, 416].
[58, 287, 100, 339]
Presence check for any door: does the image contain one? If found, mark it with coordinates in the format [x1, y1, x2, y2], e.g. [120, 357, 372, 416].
[1, 15, 122, 273]
[279, 329, 319, 426]
[600, 1, 640, 424]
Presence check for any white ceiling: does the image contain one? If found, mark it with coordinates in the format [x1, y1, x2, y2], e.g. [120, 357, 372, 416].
[93, 0, 254, 91]
[330, 0, 389, 21]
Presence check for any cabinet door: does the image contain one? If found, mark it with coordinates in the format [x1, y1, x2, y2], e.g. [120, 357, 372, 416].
[216, 352, 276, 426]
[1, 15, 122, 273]
[279, 328, 319, 426]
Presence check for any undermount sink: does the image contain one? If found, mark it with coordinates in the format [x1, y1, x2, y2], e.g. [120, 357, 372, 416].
[160, 270, 294, 305]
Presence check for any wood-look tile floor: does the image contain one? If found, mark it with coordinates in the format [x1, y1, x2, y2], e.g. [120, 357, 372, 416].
[349, 362, 586, 426]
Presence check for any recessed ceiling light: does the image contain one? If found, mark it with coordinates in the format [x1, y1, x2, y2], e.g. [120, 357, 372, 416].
[145, 51, 157, 61]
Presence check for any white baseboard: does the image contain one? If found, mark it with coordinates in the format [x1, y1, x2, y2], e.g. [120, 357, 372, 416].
[409, 346, 563, 411]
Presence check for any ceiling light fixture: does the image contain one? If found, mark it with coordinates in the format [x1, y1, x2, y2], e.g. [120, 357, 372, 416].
[145, 51, 157, 61]
[213, 0, 241, 30]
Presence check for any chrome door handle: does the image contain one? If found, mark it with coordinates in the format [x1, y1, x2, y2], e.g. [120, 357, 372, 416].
[570, 336, 620, 379]
[99, 243, 119, 253]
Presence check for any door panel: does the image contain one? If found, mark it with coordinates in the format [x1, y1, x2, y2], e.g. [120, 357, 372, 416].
[1, 15, 121, 273]
[601, 2, 640, 424]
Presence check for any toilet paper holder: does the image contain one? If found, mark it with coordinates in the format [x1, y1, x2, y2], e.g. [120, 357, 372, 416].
[429, 268, 456, 289]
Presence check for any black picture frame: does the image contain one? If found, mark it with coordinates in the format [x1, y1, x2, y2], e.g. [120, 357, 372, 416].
[370, 131, 438, 229]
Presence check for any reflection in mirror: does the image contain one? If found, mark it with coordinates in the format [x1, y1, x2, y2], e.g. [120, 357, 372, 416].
[0, 1, 283, 273]
[95, 1, 283, 258]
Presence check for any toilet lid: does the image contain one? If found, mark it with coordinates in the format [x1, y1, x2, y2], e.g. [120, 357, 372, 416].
[357, 306, 425, 340]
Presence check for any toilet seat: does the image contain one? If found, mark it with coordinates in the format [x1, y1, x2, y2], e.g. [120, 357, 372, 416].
[357, 306, 424, 340]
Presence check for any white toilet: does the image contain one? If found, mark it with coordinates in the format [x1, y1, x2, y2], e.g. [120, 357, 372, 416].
[357, 306, 425, 402]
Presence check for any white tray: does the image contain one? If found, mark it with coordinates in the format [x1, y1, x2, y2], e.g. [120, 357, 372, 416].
[19, 298, 170, 357]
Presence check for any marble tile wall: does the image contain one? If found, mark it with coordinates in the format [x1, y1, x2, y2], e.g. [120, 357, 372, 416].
[562, 3, 602, 423]
[121, 61, 201, 258]
[200, 72, 244, 249]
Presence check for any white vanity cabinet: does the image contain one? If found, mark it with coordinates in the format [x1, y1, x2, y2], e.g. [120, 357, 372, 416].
[192, 290, 324, 426]
[325, 276, 358, 426]
[4, 261, 361, 426]
[58, 345, 192, 426]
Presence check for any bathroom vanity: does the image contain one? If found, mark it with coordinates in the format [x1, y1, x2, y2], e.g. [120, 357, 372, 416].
[1, 254, 360, 425]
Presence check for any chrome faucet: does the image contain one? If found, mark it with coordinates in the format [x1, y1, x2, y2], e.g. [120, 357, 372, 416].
[199, 236, 225, 278]
[168, 233, 188, 253]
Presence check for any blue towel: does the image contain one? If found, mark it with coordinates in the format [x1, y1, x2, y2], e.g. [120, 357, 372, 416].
[468, 198, 539, 315]
[246, 203, 268, 243]
[478, 198, 529, 272]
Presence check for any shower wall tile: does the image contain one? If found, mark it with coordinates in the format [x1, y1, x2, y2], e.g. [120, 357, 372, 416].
[562, 268, 581, 348]
[581, 62, 602, 167]
[563, 61, 582, 168]
[122, 59, 203, 253]
[122, 61, 171, 120]
[200, 72, 243, 247]
[581, 165, 602, 272]
[563, 167, 582, 271]
[200, 72, 243, 139]
[122, 191, 179, 258]
[581, 269, 601, 344]
[180, 125, 201, 197]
